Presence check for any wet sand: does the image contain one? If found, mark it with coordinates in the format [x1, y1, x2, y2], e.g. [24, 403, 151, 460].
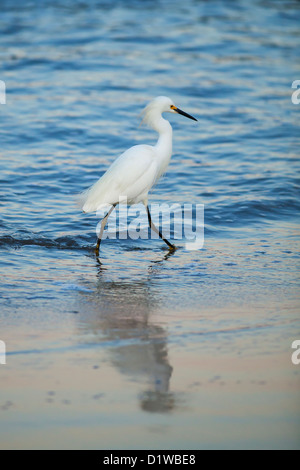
[0, 243, 299, 449]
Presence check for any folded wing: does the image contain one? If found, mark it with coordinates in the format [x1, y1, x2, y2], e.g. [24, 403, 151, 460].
[80, 145, 159, 213]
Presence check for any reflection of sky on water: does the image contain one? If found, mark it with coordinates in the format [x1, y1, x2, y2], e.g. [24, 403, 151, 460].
[0, 0, 299, 449]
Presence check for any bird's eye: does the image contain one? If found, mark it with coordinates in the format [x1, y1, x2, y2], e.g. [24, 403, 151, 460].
[170, 105, 176, 110]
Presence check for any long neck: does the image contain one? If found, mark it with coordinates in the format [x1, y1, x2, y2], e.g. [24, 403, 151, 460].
[153, 115, 173, 160]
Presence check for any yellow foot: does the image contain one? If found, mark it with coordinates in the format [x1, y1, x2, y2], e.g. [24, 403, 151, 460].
[168, 244, 176, 251]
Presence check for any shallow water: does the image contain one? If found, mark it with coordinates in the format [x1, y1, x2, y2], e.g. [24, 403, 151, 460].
[0, 0, 300, 449]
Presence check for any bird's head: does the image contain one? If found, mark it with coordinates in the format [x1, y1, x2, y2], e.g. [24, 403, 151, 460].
[141, 96, 197, 128]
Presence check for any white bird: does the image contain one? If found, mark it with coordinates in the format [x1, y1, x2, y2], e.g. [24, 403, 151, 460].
[80, 96, 197, 256]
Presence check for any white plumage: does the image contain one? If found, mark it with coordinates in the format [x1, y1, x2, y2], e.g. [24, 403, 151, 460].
[80, 144, 158, 212]
[79, 96, 197, 254]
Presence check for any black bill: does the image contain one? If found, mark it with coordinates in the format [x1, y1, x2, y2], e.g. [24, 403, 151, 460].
[175, 107, 197, 121]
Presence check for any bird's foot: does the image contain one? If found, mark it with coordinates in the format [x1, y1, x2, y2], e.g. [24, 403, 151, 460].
[166, 242, 176, 252]
[95, 239, 101, 257]
[168, 245, 176, 252]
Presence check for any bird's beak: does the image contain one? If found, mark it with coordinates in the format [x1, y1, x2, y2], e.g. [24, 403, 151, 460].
[171, 105, 197, 121]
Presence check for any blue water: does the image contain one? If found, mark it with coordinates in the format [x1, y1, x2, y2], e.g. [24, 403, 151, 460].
[0, 0, 300, 450]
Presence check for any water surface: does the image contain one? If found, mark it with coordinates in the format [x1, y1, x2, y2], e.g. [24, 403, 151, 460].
[0, 0, 300, 449]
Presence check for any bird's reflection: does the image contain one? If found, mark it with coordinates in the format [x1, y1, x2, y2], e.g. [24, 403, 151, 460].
[77, 256, 176, 413]
[95, 244, 178, 269]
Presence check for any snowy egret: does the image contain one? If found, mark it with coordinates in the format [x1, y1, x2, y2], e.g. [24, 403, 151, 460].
[80, 96, 197, 256]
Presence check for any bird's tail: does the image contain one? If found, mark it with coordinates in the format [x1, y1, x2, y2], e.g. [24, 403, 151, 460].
[75, 187, 91, 213]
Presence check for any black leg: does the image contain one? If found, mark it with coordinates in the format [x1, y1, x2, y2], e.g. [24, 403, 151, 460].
[146, 205, 175, 250]
[95, 204, 116, 256]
